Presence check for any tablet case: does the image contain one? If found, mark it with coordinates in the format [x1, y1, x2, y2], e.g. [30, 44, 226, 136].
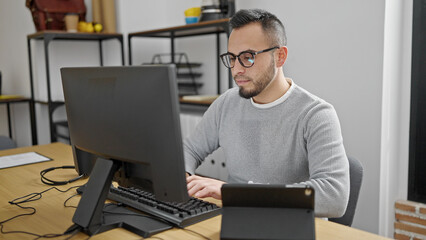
[220, 184, 315, 240]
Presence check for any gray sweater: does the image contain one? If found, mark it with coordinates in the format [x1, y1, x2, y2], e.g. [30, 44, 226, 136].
[184, 80, 349, 218]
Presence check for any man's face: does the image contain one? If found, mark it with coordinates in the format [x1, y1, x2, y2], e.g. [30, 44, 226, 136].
[228, 23, 277, 99]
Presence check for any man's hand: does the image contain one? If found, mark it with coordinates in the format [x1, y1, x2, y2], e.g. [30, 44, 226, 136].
[186, 175, 225, 200]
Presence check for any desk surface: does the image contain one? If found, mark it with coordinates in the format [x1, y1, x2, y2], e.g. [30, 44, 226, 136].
[0, 143, 390, 240]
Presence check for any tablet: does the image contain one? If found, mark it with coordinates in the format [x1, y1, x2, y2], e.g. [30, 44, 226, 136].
[220, 184, 315, 240]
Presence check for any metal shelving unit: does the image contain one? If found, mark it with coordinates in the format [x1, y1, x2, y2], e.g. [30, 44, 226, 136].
[27, 31, 125, 143]
[128, 18, 232, 95]
[148, 53, 203, 96]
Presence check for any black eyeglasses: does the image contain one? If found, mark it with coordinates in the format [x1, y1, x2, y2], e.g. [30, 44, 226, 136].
[220, 46, 279, 69]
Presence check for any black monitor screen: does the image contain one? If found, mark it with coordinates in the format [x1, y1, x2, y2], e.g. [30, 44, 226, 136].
[61, 65, 188, 202]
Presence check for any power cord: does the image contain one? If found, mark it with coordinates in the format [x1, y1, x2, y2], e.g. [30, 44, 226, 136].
[40, 166, 84, 186]
[63, 193, 79, 208]
[0, 185, 83, 239]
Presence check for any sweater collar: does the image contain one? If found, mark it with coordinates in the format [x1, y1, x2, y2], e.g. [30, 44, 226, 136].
[250, 78, 295, 109]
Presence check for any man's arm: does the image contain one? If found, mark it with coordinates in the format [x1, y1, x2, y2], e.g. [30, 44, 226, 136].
[301, 102, 350, 218]
[184, 93, 225, 175]
[183, 93, 229, 198]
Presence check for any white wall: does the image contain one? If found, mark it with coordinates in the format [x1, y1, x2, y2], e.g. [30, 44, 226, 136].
[0, 1, 35, 146]
[0, 0, 414, 237]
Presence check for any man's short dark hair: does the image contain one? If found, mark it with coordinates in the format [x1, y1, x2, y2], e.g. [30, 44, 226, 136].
[230, 9, 287, 46]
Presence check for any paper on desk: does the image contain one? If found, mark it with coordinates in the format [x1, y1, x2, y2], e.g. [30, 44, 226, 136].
[0, 152, 51, 169]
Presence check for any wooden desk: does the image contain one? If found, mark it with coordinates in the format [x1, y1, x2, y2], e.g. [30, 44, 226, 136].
[0, 143, 390, 240]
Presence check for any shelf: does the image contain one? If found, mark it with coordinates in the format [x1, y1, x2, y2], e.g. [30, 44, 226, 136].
[53, 120, 70, 142]
[129, 19, 230, 38]
[28, 31, 124, 41]
[182, 95, 219, 102]
[179, 96, 216, 106]
[178, 81, 203, 88]
[54, 120, 68, 128]
[177, 73, 202, 78]
[176, 62, 202, 68]
[142, 62, 202, 68]
[0, 95, 30, 103]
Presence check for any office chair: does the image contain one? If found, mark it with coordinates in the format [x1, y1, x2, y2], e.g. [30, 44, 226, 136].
[329, 156, 363, 227]
[0, 136, 16, 150]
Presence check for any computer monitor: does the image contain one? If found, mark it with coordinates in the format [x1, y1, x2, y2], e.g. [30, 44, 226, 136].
[61, 65, 189, 236]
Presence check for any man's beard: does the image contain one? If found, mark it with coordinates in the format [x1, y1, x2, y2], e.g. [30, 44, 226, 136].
[237, 59, 276, 99]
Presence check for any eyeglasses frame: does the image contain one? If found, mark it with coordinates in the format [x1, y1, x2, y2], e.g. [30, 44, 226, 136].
[220, 46, 280, 69]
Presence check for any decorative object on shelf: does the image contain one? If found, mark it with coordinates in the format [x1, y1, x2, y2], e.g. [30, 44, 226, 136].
[77, 21, 103, 33]
[184, 7, 201, 24]
[64, 13, 79, 32]
[200, 0, 221, 21]
[92, 0, 117, 33]
[25, 0, 86, 31]
[199, 0, 234, 22]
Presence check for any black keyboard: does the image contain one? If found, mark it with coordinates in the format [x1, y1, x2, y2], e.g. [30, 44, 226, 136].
[108, 185, 221, 227]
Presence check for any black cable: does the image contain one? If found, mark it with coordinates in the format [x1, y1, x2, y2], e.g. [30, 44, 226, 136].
[0, 202, 65, 239]
[8, 185, 82, 206]
[62, 228, 80, 240]
[40, 166, 84, 186]
[0, 185, 84, 239]
[32, 232, 68, 240]
[63, 193, 79, 208]
[0, 201, 36, 225]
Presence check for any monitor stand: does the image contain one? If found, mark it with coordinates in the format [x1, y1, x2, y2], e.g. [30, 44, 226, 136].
[65, 158, 172, 238]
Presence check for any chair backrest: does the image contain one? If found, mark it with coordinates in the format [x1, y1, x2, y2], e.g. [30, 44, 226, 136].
[0, 136, 16, 150]
[329, 156, 363, 226]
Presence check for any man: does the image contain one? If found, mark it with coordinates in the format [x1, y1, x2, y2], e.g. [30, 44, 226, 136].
[185, 9, 349, 218]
